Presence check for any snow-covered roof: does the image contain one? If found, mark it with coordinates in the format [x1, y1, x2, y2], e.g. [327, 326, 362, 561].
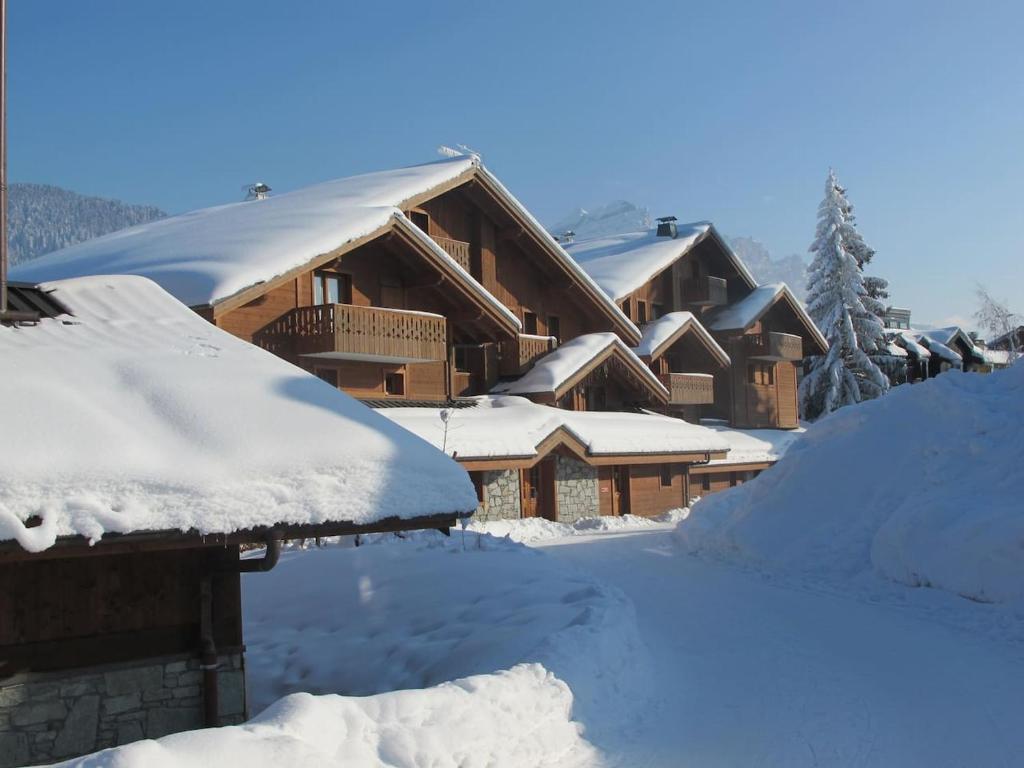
[892, 331, 931, 359]
[920, 336, 963, 365]
[982, 348, 1013, 366]
[491, 332, 668, 400]
[919, 326, 984, 363]
[885, 341, 909, 358]
[698, 421, 805, 466]
[13, 157, 478, 308]
[379, 396, 729, 461]
[634, 311, 730, 366]
[704, 282, 828, 352]
[565, 224, 758, 302]
[0, 276, 477, 553]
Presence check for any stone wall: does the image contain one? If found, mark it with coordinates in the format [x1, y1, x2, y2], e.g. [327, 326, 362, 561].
[0, 653, 245, 767]
[555, 455, 599, 523]
[472, 469, 521, 522]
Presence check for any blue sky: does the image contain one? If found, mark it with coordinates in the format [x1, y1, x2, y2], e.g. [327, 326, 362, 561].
[9, 1, 1023, 328]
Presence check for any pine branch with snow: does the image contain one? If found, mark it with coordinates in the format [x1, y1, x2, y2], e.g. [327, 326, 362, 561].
[801, 170, 890, 420]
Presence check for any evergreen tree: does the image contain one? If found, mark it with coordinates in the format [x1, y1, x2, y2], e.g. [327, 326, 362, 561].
[801, 170, 890, 419]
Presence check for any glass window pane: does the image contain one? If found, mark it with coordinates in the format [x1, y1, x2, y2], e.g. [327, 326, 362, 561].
[326, 276, 340, 304]
[313, 276, 324, 305]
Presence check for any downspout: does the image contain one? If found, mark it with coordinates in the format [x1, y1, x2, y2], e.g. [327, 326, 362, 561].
[200, 532, 282, 727]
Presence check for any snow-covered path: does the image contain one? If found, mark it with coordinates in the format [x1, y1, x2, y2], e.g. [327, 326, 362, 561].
[539, 529, 1024, 768]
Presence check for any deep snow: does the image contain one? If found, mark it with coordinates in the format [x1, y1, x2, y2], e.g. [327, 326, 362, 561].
[680, 364, 1024, 604]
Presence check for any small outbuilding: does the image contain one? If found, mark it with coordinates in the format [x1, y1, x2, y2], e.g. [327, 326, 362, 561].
[0, 276, 475, 766]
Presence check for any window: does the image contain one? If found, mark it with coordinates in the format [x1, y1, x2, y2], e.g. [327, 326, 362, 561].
[701, 474, 710, 492]
[454, 345, 472, 372]
[523, 311, 538, 335]
[636, 301, 647, 325]
[384, 371, 405, 396]
[621, 298, 631, 319]
[660, 464, 672, 487]
[313, 270, 351, 305]
[470, 472, 485, 503]
[747, 361, 775, 386]
[314, 367, 339, 387]
[410, 210, 430, 233]
[651, 303, 664, 320]
[547, 315, 561, 342]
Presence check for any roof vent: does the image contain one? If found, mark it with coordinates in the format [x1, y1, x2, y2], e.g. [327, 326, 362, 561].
[656, 216, 678, 239]
[245, 182, 271, 201]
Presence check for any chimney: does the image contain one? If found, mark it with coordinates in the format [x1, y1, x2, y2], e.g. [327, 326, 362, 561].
[245, 182, 271, 201]
[656, 216, 678, 239]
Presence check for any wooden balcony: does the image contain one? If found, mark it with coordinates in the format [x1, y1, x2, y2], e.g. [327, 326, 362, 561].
[659, 372, 715, 405]
[433, 236, 472, 272]
[257, 304, 448, 362]
[499, 334, 558, 376]
[682, 275, 728, 307]
[744, 331, 803, 361]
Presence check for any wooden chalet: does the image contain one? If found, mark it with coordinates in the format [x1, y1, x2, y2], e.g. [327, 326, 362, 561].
[0, 277, 473, 766]
[12, 156, 815, 521]
[567, 220, 827, 497]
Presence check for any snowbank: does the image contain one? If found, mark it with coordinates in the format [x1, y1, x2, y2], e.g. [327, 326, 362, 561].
[678, 364, 1024, 603]
[467, 511, 687, 543]
[0, 276, 476, 551]
[243, 531, 651, 728]
[47, 664, 598, 768]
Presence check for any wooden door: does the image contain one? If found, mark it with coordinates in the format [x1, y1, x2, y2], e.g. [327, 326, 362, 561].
[521, 459, 557, 520]
[521, 464, 540, 518]
[612, 465, 631, 516]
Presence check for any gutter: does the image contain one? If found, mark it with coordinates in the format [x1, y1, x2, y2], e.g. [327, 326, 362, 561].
[200, 531, 282, 727]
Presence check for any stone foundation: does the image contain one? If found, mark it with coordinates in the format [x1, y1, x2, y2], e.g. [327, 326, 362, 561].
[473, 469, 521, 522]
[554, 455, 600, 523]
[0, 653, 245, 767]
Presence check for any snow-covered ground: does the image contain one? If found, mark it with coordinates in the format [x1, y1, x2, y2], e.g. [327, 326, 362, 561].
[49, 366, 1024, 767]
[680, 365, 1024, 605]
[52, 517, 1024, 767]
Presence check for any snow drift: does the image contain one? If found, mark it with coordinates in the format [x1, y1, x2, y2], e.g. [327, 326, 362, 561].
[47, 664, 598, 768]
[678, 364, 1024, 603]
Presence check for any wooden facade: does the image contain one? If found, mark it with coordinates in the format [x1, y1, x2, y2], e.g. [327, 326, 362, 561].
[619, 232, 822, 430]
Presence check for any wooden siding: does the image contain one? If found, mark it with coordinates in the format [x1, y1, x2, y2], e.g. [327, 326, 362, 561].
[627, 464, 687, 517]
[0, 548, 241, 676]
[303, 359, 448, 402]
[498, 334, 558, 377]
[744, 331, 803, 361]
[257, 304, 448, 362]
[659, 372, 715, 405]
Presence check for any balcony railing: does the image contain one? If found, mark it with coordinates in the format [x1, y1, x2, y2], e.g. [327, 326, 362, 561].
[744, 331, 803, 361]
[682, 275, 728, 307]
[433, 236, 472, 272]
[256, 303, 448, 362]
[659, 372, 715, 405]
[499, 334, 558, 376]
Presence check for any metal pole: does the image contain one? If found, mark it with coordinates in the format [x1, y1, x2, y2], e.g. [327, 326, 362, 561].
[0, 0, 8, 317]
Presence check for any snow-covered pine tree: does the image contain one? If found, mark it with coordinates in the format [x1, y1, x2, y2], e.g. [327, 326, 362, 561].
[801, 170, 890, 419]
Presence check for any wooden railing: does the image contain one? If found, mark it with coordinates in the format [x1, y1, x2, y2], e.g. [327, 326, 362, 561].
[744, 331, 802, 361]
[659, 372, 715, 405]
[682, 275, 728, 307]
[499, 334, 558, 376]
[256, 304, 447, 361]
[433, 236, 472, 271]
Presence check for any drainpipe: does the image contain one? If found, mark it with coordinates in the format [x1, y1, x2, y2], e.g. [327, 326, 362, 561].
[200, 532, 282, 727]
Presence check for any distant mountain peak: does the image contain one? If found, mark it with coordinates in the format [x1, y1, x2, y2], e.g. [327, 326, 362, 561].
[7, 183, 166, 266]
[549, 200, 652, 240]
